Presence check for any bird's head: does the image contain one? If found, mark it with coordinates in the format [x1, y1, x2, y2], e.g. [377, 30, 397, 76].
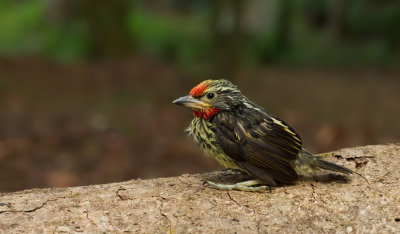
[173, 79, 243, 120]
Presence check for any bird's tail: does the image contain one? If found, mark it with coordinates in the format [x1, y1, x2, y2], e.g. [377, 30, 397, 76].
[294, 149, 353, 174]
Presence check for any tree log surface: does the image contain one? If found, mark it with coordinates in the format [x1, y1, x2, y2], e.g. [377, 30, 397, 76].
[0, 144, 399, 233]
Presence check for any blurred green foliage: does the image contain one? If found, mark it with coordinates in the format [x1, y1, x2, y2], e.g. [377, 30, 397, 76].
[0, 0, 399, 66]
[129, 6, 211, 67]
[0, 0, 89, 61]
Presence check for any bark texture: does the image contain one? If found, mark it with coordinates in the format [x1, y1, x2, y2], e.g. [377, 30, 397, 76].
[0, 144, 399, 233]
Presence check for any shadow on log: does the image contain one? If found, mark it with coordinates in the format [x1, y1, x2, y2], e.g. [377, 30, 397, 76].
[1, 144, 399, 232]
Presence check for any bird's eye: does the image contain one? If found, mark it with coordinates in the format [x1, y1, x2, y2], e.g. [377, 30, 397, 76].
[206, 92, 215, 99]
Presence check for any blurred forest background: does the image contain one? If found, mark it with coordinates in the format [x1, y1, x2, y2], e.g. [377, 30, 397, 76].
[0, 0, 399, 192]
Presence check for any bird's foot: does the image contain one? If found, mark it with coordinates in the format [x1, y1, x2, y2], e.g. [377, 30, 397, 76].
[205, 179, 269, 192]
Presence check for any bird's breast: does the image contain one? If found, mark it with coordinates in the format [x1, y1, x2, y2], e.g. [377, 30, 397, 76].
[187, 118, 219, 154]
[187, 118, 242, 170]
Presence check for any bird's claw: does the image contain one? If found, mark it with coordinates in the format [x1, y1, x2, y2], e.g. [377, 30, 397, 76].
[205, 180, 270, 192]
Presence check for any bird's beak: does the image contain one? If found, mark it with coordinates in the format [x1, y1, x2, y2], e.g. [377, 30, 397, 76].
[172, 95, 210, 110]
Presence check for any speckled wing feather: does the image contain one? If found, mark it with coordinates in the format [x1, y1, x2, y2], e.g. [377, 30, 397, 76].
[213, 109, 302, 185]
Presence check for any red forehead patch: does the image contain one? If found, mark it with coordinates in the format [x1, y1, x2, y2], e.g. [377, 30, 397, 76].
[189, 80, 210, 97]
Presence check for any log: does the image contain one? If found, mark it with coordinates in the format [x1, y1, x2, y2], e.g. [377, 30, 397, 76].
[1, 144, 399, 233]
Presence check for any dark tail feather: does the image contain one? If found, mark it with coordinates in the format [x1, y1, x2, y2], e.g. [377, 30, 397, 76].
[314, 158, 353, 174]
[310, 152, 370, 185]
[298, 150, 353, 174]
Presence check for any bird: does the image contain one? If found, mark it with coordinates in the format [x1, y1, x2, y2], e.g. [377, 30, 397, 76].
[173, 79, 352, 191]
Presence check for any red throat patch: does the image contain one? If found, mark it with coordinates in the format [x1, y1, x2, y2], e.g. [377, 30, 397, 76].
[193, 108, 220, 120]
[189, 80, 210, 97]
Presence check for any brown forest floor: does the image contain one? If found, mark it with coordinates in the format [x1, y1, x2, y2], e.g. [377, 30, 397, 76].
[0, 57, 399, 192]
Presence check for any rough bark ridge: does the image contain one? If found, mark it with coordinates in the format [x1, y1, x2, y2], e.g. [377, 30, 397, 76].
[0, 144, 399, 233]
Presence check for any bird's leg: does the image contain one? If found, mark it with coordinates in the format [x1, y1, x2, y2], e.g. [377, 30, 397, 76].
[222, 168, 246, 175]
[205, 179, 269, 192]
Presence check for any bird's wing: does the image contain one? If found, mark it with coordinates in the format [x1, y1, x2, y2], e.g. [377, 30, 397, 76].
[213, 110, 302, 185]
